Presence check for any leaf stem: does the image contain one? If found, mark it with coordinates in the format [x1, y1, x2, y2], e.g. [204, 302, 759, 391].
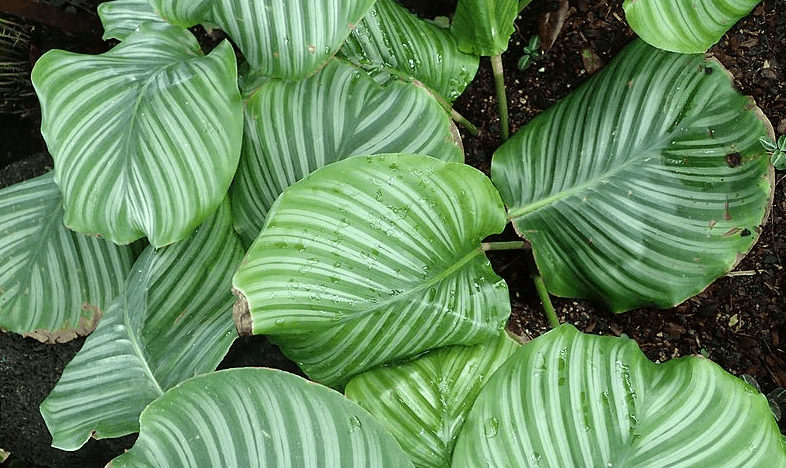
[532, 273, 560, 328]
[433, 92, 478, 136]
[450, 108, 479, 136]
[490, 54, 509, 141]
[480, 241, 527, 251]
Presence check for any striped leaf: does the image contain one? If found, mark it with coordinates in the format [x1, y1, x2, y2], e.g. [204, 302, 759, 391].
[623, 0, 762, 53]
[40, 200, 244, 450]
[31, 23, 242, 248]
[232, 153, 510, 388]
[109, 368, 415, 468]
[149, 0, 377, 79]
[232, 58, 464, 244]
[0, 173, 134, 342]
[98, 0, 165, 41]
[491, 39, 773, 313]
[451, 0, 521, 56]
[338, 0, 479, 103]
[453, 324, 786, 467]
[345, 332, 522, 468]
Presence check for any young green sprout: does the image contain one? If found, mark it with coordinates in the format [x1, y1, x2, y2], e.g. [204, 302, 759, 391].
[517, 35, 540, 71]
[759, 135, 786, 170]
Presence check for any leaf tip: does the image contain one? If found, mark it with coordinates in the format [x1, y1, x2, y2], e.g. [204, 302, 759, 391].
[232, 287, 252, 336]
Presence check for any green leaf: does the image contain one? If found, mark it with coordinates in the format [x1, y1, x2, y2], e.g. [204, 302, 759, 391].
[232, 153, 510, 388]
[40, 200, 244, 450]
[451, 0, 521, 56]
[109, 368, 415, 467]
[492, 39, 773, 312]
[148, 0, 376, 79]
[98, 0, 165, 41]
[338, 0, 479, 103]
[453, 324, 786, 467]
[31, 23, 242, 248]
[345, 332, 522, 468]
[623, 0, 762, 53]
[0, 173, 134, 342]
[231, 58, 464, 244]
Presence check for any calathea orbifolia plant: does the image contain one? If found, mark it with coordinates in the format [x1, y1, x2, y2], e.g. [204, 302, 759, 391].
[0, 0, 782, 466]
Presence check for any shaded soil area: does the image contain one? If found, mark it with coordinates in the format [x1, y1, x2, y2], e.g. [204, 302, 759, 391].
[1, 0, 785, 466]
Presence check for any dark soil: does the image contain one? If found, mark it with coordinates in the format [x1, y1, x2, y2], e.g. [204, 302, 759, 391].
[1, 0, 785, 466]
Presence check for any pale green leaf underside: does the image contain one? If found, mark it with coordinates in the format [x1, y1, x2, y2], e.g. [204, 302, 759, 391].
[232, 154, 509, 388]
[338, 0, 479, 103]
[148, 0, 376, 79]
[31, 23, 242, 247]
[98, 0, 165, 41]
[40, 200, 244, 450]
[109, 368, 415, 468]
[0, 173, 133, 341]
[492, 39, 773, 312]
[623, 0, 762, 53]
[453, 324, 786, 467]
[232, 58, 464, 244]
[346, 332, 522, 468]
[451, 0, 520, 56]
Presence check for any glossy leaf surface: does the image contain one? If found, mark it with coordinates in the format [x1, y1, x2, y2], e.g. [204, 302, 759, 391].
[109, 368, 415, 467]
[32, 23, 242, 247]
[451, 0, 521, 56]
[148, 0, 376, 78]
[0, 173, 133, 342]
[233, 154, 509, 388]
[454, 324, 786, 467]
[40, 200, 243, 450]
[345, 332, 522, 468]
[98, 0, 164, 41]
[623, 0, 762, 53]
[492, 39, 773, 312]
[232, 58, 463, 244]
[339, 0, 479, 102]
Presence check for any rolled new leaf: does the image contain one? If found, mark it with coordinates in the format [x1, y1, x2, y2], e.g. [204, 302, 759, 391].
[339, 0, 479, 103]
[231, 58, 464, 244]
[40, 200, 244, 450]
[232, 153, 510, 388]
[453, 324, 786, 467]
[345, 332, 522, 468]
[623, 0, 762, 53]
[31, 23, 242, 247]
[492, 39, 774, 312]
[109, 368, 415, 468]
[149, 0, 376, 79]
[0, 173, 134, 342]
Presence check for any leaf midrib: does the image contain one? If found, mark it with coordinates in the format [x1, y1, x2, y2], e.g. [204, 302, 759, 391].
[354, 246, 485, 318]
[506, 146, 663, 220]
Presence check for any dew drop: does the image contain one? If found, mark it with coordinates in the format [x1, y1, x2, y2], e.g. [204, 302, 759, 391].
[483, 417, 499, 438]
[348, 415, 362, 433]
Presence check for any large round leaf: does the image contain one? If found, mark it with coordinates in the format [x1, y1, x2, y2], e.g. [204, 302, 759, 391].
[492, 39, 774, 313]
[0, 173, 134, 342]
[623, 0, 762, 53]
[451, 0, 522, 56]
[149, 0, 376, 79]
[108, 368, 415, 467]
[232, 153, 510, 388]
[40, 200, 244, 450]
[232, 58, 464, 244]
[345, 332, 522, 468]
[338, 0, 479, 103]
[453, 324, 786, 467]
[31, 23, 242, 247]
